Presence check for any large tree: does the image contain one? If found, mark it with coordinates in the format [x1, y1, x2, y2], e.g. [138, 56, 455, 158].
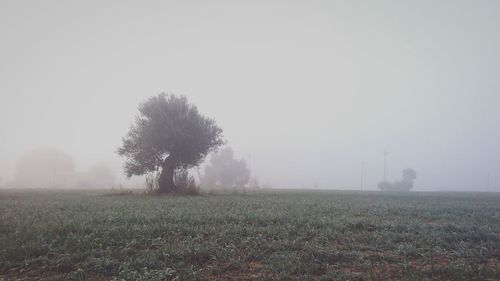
[117, 93, 224, 193]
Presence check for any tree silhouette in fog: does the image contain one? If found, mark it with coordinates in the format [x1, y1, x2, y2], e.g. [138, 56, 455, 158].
[77, 162, 116, 188]
[378, 168, 417, 191]
[203, 147, 250, 189]
[117, 93, 224, 193]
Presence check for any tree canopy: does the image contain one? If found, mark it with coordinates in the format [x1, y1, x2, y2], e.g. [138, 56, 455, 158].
[117, 93, 224, 193]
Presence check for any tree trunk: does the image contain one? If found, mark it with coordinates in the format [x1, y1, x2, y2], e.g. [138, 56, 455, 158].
[158, 162, 177, 193]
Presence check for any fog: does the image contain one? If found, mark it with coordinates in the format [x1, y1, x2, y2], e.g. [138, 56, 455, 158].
[1, 0, 499, 191]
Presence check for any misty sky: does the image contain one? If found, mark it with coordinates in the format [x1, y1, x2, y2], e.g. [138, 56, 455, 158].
[1, 0, 499, 191]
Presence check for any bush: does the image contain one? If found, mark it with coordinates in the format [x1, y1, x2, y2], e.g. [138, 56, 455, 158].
[145, 172, 159, 193]
[174, 169, 200, 195]
[145, 169, 200, 195]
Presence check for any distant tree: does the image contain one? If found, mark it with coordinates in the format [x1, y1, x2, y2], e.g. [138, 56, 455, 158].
[202, 147, 250, 189]
[377, 180, 393, 191]
[378, 168, 417, 191]
[394, 168, 416, 191]
[78, 162, 116, 188]
[117, 93, 224, 193]
[402, 168, 416, 182]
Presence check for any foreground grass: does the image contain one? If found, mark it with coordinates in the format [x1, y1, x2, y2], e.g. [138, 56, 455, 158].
[0, 189, 499, 280]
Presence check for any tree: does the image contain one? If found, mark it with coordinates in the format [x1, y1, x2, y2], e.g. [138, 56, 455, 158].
[377, 180, 393, 191]
[396, 168, 416, 191]
[117, 93, 224, 193]
[77, 162, 116, 188]
[202, 147, 250, 189]
[402, 168, 416, 182]
[377, 168, 417, 191]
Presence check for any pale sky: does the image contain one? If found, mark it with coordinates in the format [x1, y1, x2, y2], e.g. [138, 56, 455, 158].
[1, 0, 499, 190]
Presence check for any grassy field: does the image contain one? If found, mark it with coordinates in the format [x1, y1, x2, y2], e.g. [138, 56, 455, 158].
[1, 189, 499, 281]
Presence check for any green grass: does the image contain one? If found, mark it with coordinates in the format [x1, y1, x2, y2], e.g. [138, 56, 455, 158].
[1, 189, 499, 280]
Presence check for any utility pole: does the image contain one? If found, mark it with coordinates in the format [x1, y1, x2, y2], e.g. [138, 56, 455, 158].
[52, 156, 56, 188]
[383, 150, 389, 182]
[248, 153, 251, 176]
[487, 172, 491, 192]
[361, 161, 365, 191]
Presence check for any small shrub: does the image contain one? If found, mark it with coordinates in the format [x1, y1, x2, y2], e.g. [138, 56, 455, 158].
[174, 169, 200, 195]
[145, 172, 159, 193]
